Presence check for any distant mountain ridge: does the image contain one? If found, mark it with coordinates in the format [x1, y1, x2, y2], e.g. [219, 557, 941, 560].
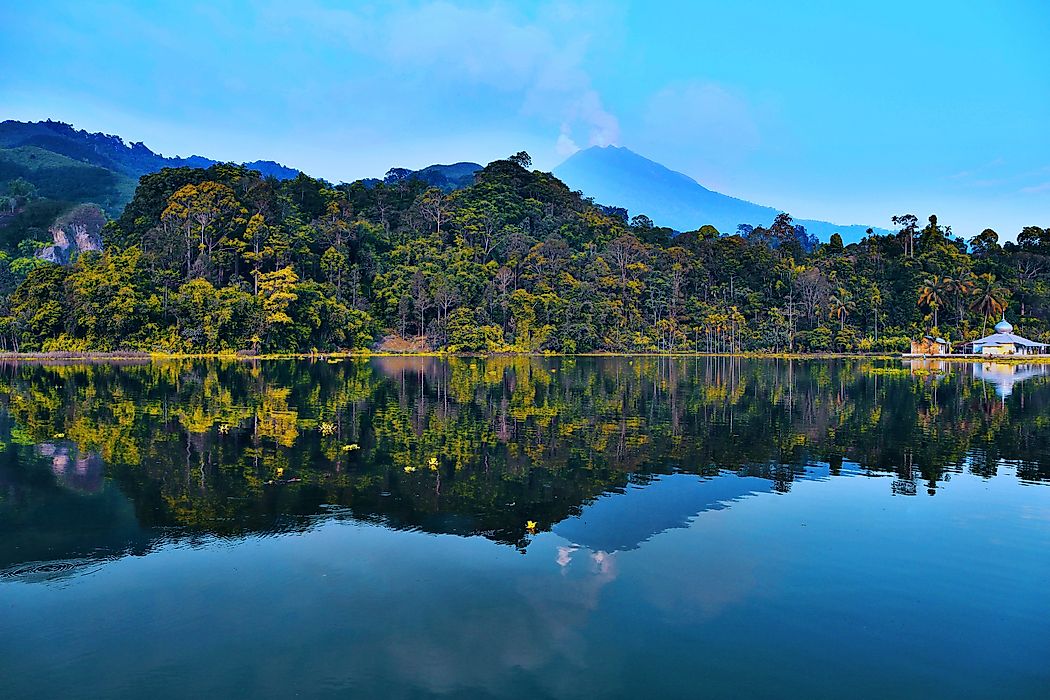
[3, 120, 883, 246]
[411, 162, 481, 191]
[362, 162, 482, 191]
[0, 120, 302, 181]
[554, 146, 883, 243]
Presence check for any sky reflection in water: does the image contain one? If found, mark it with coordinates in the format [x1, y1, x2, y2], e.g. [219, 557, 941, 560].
[1, 357, 1048, 699]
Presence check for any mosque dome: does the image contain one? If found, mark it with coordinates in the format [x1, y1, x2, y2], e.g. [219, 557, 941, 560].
[994, 316, 1013, 334]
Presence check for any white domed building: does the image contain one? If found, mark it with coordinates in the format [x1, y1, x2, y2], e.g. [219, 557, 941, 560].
[962, 316, 1047, 356]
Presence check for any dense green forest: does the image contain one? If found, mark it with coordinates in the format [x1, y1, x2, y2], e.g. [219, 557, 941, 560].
[0, 150, 1048, 354]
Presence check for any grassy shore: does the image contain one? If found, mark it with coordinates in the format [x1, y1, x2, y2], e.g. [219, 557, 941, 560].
[1, 349, 1049, 364]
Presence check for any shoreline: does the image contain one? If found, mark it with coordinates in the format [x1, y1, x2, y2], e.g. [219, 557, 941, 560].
[0, 350, 1047, 364]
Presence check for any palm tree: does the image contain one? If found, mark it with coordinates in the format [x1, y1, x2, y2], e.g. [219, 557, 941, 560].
[918, 275, 948, 329]
[828, 289, 854, 331]
[944, 271, 975, 323]
[970, 273, 1009, 335]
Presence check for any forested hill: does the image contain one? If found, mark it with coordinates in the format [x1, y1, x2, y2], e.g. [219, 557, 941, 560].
[0, 148, 1048, 355]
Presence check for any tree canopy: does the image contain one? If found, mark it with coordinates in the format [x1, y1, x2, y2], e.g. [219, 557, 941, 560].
[0, 154, 1047, 354]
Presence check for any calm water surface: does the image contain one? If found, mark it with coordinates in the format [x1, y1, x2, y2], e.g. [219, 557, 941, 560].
[1, 357, 1048, 699]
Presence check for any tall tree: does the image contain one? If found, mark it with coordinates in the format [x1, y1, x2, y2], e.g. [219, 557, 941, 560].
[918, 275, 949, 329]
[970, 273, 1009, 335]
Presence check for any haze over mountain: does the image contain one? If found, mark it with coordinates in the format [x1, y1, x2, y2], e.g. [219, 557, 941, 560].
[555, 146, 883, 243]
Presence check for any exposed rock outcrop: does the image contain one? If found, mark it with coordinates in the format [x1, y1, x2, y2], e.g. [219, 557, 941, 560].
[38, 203, 105, 264]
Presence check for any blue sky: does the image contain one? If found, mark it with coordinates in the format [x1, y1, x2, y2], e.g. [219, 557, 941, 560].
[4, 0, 1049, 237]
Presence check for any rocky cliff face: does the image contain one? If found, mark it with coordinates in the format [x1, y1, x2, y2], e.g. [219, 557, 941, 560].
[38, 203, 104, 264]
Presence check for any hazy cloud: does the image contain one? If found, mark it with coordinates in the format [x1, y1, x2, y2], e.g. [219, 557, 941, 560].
[273, 1, 620, 161]
[948, 157, 1005, 181]
[1020, 181, 1050, 194]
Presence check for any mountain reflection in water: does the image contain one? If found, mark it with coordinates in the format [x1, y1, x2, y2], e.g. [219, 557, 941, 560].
[1, 356, 1048, 580]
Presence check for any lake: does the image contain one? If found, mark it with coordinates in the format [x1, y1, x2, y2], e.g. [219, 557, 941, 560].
[1, 356, 1048, 699]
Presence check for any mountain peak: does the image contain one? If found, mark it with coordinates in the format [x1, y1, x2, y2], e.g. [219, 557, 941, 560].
[559, 145, 711, 199]
[554, 146, 879, 242]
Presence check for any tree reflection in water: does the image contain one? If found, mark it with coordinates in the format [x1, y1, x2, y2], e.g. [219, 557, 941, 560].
[1, 356, 1048, 576]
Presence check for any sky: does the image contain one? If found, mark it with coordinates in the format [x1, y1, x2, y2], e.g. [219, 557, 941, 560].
[4, 0, 1049, 237]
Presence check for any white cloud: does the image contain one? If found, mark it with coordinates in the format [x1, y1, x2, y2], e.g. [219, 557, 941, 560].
[571, 90, 620, 146]
[555, 127, 579, 157]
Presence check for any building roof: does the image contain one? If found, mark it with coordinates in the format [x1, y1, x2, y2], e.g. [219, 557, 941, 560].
[964, 315, 1047, 348]
[968, 332, 1047, 348]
